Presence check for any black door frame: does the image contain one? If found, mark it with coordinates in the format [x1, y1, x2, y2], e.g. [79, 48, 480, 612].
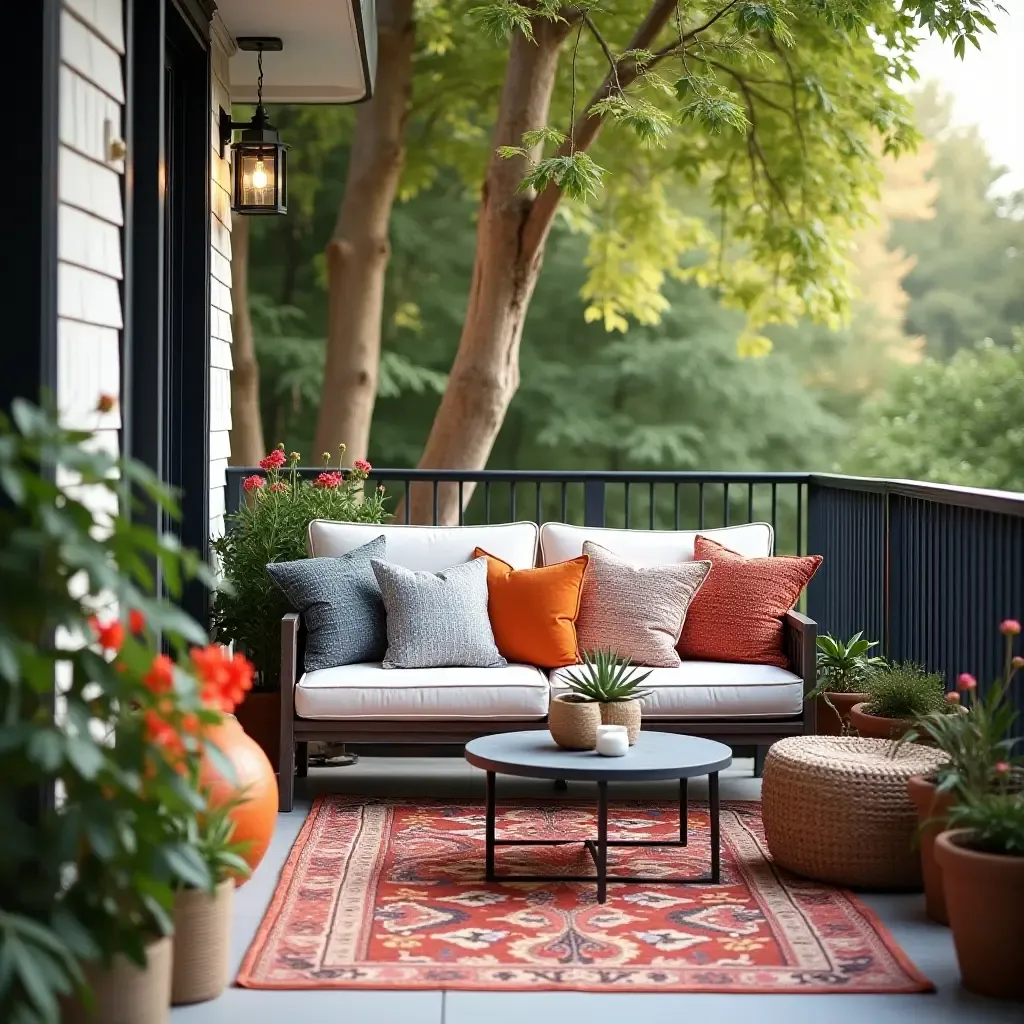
[124, 0, 213, 623]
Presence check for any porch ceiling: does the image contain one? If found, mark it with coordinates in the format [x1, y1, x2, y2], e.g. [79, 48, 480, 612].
[217, 0, 376, 104]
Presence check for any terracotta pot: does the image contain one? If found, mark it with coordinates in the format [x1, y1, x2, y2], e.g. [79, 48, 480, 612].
[548, 695, 601, 750]
[63, 934, 172, 1024]
[935, 828, 1024, 1000]
[233, 690, 279, 766]
[600, 700, 641, 744]
[815, 692, 869, 735]
[849, 702, 914, 741]
[199, 714, 277, 880]
[906, 775, 955, 924]
[171, 880, 233, 1005]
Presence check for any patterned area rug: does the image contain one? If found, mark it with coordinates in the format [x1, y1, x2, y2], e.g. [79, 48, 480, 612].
[237, 796, 932, 993]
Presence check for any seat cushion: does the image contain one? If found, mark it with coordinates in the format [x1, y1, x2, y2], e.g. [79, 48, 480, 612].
[308, 520, 539, 571]
[295, 663, 550, 720]
[550, 661, 804, 718]
[539, 522, 773, 566]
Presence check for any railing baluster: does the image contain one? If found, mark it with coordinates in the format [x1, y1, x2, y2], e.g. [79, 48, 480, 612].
[698, 483, 705, 529]
[624, 481, 631, 529]
[432, 480, 439, 526]
[560, 482, 568, 523]
[673, 482, 680, 530]
[771, 483, 777, 537]
[458, 481, 464, 526]
[535, 482, 543, 527]
[485, 480, 492, 524]
[747, 483, 754, 524]
[510, 481, 516, 520]
[796, 482, 803, 555]
[649, 482, 655, 530]
[404, 479, 411, 524]
[723, 482, 730, 526]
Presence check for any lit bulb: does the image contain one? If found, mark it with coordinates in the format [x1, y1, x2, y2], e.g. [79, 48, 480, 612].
[251, 159, 268, 190]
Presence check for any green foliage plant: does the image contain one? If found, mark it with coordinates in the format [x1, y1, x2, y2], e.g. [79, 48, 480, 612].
[0, 400, 238, 1024]
[170, 795, 252, 890]
[808, 631, 885, 698]
[562, 648, 653, 704]
[863, 662, 948, 720]
[899, 622, 1023, 797]
[946, 789, 1024, 858]
[210, 446, 389, 687]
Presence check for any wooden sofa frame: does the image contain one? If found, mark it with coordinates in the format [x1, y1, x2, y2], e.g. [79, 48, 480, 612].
[277, 610, 817, 811]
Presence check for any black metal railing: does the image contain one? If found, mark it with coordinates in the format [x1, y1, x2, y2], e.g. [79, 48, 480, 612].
[225, 467, 1024, 714]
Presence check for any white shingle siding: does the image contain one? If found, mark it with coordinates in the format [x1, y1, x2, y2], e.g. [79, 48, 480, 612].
[65, 0, 125, 54]
[210, 17, 235, 537]
[59, 147, 123, 225]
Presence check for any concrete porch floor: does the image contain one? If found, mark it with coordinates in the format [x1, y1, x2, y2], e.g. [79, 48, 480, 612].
[171, 756, 1022, 1024]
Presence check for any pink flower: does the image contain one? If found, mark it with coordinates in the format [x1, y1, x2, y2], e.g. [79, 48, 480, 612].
[242, 474, 265, 492]
[995, 762, 1010, 775]
[1000, 619, 1022, 636]
[259, 449, 287, 471]
[1012, 656, 1024, 670]
[269, 481, 288, 493]
[944, 691, 961, 705]
[353, 459, 372, 474]
[312, 471, 343, 490]
[956, 673, 977, 692]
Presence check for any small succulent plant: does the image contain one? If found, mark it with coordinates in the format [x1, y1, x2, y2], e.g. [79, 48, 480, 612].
[562, 649, 653, 704]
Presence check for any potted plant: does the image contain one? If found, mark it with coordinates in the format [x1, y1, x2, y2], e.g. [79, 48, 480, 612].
[0, 399, 253, 1024]
[935, 785, 1024, 999]
[558, 649, 653, 746]
[170, 800, 252, 1006]
[211, 446, 389, 763]
[806, 631, 885, 735]
[901, 621, 1023, 923]
[849, 662, 948, 741]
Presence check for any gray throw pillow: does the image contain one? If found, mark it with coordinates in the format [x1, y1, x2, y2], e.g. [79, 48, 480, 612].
[266, 536, 387, 673]
[371, 556, 506, 669]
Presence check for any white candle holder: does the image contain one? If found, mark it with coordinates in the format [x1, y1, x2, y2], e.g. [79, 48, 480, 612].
[596, 724, 629, 757]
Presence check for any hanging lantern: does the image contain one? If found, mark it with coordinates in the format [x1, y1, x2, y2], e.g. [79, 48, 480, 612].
[220, 39, 288, 215]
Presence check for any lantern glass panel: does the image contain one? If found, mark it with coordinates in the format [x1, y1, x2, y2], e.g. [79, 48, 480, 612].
[238, 147, 277, 208]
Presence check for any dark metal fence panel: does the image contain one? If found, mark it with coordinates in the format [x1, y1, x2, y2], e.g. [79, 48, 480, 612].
[806, 481, 886, 650]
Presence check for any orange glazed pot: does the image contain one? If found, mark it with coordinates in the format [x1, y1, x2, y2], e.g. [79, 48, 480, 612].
[815, 692, 869, 735]
[906, 774, 955, 924]
[199, 714, 277, 880]
[849, 702, 915, 741]
[935, 829, 1024, 1000]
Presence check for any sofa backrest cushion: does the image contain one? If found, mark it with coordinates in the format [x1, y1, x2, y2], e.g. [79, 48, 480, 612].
[308, 520, 539, 572]
[539, 522, 773, 566]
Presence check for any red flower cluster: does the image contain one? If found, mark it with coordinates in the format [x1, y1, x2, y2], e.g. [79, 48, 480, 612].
[143, 653, 175, 695]
[259, 449, 287, 471]
[269, 481, 288, 493]
[956, 673, 977, 692]
[353, 459, 372, 474]
[129, 608, 146, 634]
[89, 616, 124, 653]
[313, 471, 343, 490]
[190, 644, 255, 714]
[243, 474, 266, 492]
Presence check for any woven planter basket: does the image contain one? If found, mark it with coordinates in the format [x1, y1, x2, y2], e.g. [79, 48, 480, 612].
[548, 695, 601, 750]
[171, 880, 233, 1005]
[762, 736, 944, 889]
[599, 700, 641, 744]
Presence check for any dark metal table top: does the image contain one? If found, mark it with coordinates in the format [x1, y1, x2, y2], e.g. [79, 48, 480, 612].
[465, 729, 732, 782]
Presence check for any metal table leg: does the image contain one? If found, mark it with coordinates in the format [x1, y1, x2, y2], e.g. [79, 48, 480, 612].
[709, 770, 720, 883]
[485, 770, 495, 882]
[596, 780, 608, 903]
[679, 776, 688, 845]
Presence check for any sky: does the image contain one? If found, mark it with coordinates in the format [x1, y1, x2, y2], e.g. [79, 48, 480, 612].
[910, 5, 1024, 194]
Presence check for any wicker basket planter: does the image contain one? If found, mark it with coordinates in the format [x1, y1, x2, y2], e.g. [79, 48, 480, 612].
[548, 695, 600, 750]
[599, 700, 641, 744]
[762, 736, 944, 888]
[171, 879, 234, 1005]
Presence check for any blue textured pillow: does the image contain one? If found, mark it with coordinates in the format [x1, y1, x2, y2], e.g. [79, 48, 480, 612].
[266, 536, 387, 672]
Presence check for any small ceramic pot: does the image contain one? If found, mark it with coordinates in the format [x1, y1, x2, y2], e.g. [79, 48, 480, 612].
[549, 695, 601, 750]
[171, 879, 234, 1005]
[600, 700, 641, 744]
[935, 828, 1024, 1000]
[62, 934, 172, 1024]
[815, 692, 869, 735]
[906, 774, 955, 924]
[849, 702, 914, 741]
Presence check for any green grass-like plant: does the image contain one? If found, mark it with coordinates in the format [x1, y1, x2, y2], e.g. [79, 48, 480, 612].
[863, 662, 947, 720]
[562, 649, 653, 704]
[947, 790, 1024, 857]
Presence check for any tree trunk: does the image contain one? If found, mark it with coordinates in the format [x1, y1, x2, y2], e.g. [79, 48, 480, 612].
[313, 0, 416, 465]
[228, 214, 265, 466]
[406, 21, 571, 524]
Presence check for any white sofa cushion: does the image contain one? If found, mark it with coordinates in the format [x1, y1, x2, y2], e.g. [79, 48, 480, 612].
[308, 521, 539, 571]
[295, 662, 549, 720]
[539, 522, 773, 566]
[550, 661, 803, 719]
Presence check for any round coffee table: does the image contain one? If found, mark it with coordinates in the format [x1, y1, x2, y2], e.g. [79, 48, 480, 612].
[464, 730, 733, 903]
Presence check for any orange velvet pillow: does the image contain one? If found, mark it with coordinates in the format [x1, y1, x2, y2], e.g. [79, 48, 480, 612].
[473, 547, 588, 669]
[678, 536, 822, 667]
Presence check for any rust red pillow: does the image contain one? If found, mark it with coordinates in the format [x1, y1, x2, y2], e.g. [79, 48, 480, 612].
[678, 536, 822, 667]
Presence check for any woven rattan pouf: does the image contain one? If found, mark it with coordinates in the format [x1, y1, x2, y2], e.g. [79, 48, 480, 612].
[761, 736, 944, 889]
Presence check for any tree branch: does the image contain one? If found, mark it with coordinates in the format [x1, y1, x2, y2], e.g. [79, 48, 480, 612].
[520, 0, 680, 262]
[582, 11, 623, 95]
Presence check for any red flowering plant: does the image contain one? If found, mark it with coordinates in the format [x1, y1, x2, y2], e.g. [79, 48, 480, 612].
[210, 445, 388, 688]
[0, 400, 253, 1022]
[899, 621, 1023, 797]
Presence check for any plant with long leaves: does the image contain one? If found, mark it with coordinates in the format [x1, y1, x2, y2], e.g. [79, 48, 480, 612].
[562, 648, 653, 703]
[946, 787, 1024, 858]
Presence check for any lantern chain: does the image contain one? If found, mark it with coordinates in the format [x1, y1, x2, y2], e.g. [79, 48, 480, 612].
[257, 48, 264, 108]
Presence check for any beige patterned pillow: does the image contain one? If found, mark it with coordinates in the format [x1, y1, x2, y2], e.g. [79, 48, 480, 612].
[576, 541, 712, 667]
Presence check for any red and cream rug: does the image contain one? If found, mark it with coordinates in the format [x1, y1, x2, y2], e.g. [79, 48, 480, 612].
[238, 796, 932, 994]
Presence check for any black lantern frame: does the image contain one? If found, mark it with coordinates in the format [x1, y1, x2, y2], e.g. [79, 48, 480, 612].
[220, 38, 288, 215]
